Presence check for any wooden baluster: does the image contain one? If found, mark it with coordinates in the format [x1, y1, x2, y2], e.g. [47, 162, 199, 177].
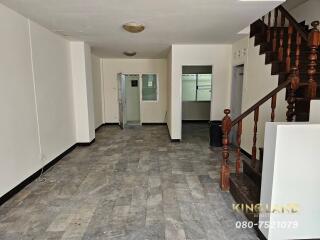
[286, 25, 293, 73]
[286, 67, 300, 122]
[267, 12, 271, 42]
[295, 32, 301, 70]
[271, 94, 277, 122]
[308, 21, 320, 99]
[262, 15, 265, 23]
[236, 120, 242, 176]
[252, 108, 259, 167]
[273, 8, 279, 52]
[220, 109, 232, 191]
[278, 12, 285, 62]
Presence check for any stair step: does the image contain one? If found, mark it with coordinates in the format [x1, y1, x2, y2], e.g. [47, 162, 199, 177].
[259, 42, 271, 55]
[243, 158, 262, 188]
[250, 20, 265, 38]
[254, 34, 266, 47]
[230, 173, 260, 223]
[296, 112, 310, 121]
[278, 71, 320, 79]
[295, 97, 308, 101]
[259, 147, 264, 172]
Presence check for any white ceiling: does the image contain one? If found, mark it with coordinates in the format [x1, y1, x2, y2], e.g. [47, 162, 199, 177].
[282, 0, 309, 10]
[0, 0, 285, 58]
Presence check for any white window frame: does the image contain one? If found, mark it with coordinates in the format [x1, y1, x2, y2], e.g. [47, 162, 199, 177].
[182, 73, 212, 102]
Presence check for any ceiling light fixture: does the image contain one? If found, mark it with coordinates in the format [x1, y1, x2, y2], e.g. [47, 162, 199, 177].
[123, 51, 137, 57]
[123, 22, 145, 33]
[239, 0, 284, 1]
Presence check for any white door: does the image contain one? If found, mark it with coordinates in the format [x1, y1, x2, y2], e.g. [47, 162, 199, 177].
[125, 74, 140, 125]
[118, 73, 126, 129]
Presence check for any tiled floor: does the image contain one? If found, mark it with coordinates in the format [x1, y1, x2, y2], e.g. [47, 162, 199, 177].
[0, 123, 258, 240]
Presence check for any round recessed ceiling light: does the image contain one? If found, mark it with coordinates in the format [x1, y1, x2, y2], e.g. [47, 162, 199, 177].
[123, 22, 145, 33]
[123, 51, 137, 57]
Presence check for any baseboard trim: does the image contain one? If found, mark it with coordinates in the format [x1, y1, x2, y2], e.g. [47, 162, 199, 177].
[0, 138, 97, 206]
[105, 122, 119, 125]
[0, 143, 77, 206]
[97, 123, 167, 128]
[240, 148, 252, 159]
[142, 123, 166, 125]
[77, 138, 95, 146]
[165, 124, 181, 142]
[255, 227, 267, 240]
[95, 124, 105, 132]
[182, 120, 209, 123]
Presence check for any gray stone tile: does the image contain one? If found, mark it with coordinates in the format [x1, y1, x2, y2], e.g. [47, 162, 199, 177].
[0, 124, 257, 240]
[183, 220, 206, 240]
[165, 217, 187, 240]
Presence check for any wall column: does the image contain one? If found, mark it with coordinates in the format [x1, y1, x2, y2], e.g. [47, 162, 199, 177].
[70, 42, 95, 143]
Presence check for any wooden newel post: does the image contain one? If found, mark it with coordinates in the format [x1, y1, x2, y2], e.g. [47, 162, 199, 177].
[286, 67, 300, 122]
[220, 109, 232, 191]
[308, 21, 320, 99]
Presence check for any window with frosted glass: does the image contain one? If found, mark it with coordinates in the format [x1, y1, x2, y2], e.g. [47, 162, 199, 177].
[142, 74, 157, 101]
[197, 74, 212, 101]
[182, 74, 197, 101]
[182, 74, 212, 101]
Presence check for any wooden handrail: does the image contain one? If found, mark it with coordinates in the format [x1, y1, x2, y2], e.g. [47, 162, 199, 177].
[231, 78, 291, 126]
[277, 6, 308, 41]
[220, 68, 300, 191]
[220, 5, 318, 191]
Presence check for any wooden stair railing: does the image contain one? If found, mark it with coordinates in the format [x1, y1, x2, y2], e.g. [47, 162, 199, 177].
[220, 5, 320, 192]
[308, 21, 320, 99]
[257, 5, 320, 99]
[220, 70, 298, 191]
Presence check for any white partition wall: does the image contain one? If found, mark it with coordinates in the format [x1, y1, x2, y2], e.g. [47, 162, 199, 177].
[0, 3, 82, 197]
[260, 122, 320, 240]
[168, 44, 232, 140]
[0, 4, 42, 197]
[70, 42, 95, 143]
[30, 21, 76, 162]
[309, 100, 320, 123]
[91, 54, 104, 128]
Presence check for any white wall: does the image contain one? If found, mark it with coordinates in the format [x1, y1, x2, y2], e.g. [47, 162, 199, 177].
[232, 37, 248, 67]
[167, 49, 173, 137]
[260, 122, 320, 240]
[232, 37, 287, 154]
[289, 0, 320, 26]
[84, 44, 95, 138]
[70, 42, 95, 142]
[0, 4, 78, 197]
[309, 100, 320, 123]
[0, 4, 41, 197]
[101, 58, 167, 123]
[168, 44, 232, 139]
[91, 54, 103, 128]
[182, 102, 210, 120]
[30, 21, 76, 162]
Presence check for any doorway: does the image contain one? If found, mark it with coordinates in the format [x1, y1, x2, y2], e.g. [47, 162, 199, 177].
[118, 73, 141, 128]
[125, 74, 140, 125]
[230, 64, 244, 145]
[181, 65, 212, 141]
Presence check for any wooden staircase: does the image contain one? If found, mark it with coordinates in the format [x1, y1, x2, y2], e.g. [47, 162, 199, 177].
[250, 6, 320, 121]
[219, 5, 320, 226]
